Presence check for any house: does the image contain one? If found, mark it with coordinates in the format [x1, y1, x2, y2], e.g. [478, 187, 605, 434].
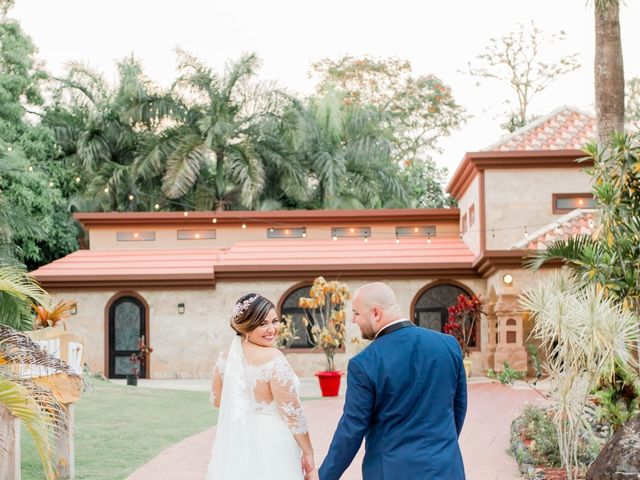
[30, 106, 598, 379]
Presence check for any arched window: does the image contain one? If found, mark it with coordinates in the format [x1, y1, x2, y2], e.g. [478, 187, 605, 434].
[413, 283, 478, 348]
[279, 285, 319, 349]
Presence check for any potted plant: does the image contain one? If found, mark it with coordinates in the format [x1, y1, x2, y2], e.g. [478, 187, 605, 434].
[298, 276, 351, 397]
[275, 314, 299, 352]
[443, 294, 484, 378]
[128, 335, 153, 386]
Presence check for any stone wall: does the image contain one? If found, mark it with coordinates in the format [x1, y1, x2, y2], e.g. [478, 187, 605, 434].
[50, 276, 489, 379]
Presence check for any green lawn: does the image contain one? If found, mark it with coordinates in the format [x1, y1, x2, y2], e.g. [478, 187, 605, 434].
[20, 378, 217, 480]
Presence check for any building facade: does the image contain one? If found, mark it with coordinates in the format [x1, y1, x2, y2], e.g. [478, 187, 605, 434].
[31, 106, 598, 378]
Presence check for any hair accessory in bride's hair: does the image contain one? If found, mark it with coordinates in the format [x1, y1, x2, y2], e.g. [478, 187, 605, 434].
[232, 295, 259, 321]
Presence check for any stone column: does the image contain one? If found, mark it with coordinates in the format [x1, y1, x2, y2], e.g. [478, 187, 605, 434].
[484, 299, 497, 372]
[0, 404, 21, 480]
[493, 294, 527, 372]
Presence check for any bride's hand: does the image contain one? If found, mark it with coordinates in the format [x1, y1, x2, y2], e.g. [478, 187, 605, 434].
[302, 453, 315, 475]
[305, 469, 319, 480]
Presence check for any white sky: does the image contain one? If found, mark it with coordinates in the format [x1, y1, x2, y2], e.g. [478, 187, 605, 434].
[11, 0, 640, 178]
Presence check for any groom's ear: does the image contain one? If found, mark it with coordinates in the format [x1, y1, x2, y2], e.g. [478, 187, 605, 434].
[372, 305, 383, 322]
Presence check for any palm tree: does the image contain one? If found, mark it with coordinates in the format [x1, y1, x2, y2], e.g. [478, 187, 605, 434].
[291, 90, 410, 209]
[593, 0, 625, 143]
[0, 259, 80, 479]
[1, 325, 80, 480]
[44, 58, 159, 212]
[133, 52, 288, 210]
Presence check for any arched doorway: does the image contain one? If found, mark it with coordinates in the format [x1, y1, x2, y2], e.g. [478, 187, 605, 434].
[107, 295, 148, 379]
[412, 282, 478, 348]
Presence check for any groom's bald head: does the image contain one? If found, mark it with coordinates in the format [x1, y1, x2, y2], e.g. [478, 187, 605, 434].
[351, 283, 402, 340]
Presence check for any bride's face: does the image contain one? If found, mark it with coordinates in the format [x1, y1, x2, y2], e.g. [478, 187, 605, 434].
[247, 308, 280, 347]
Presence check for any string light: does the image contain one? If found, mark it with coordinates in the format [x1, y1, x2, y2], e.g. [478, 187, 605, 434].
[427, 236, 432, 244]
[242, 223, 247, 230]
[28, 166, 33, 172]
[395, 236, 400, 244]
[154, 203, 160, 210]
[183, 211, 189, 217]
[212, 217, 217, 224]
[302, 231, 307, 238]
[48, 182, 54, 187]
[333, 235, 338, 241]
[128, 194, 134, 201]
[75, 176, 81, 183]
[363, 236, 368, 243]
[7, 146, 12, 152]
[523, 227, 529, 239]
[104, 187, 109, 193]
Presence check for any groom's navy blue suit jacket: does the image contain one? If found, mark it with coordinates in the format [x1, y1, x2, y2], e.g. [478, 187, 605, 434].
[319, 321, 467, 480]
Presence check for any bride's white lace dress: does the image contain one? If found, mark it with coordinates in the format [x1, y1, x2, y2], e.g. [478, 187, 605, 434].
[206, 336, 307, 479]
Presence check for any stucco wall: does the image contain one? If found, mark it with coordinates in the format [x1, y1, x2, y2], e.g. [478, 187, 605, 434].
[484, 168, 592, 250]
[88, 220, 460, 251]
[457, 175, 481, 257]
[50, 276, 488, 379]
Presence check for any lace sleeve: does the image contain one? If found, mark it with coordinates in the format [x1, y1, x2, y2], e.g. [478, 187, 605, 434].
[270, 355, 308, 435]
[210, 352, 225, 408]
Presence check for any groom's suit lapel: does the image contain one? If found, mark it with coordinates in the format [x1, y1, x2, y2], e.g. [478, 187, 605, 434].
[375, 320, 415, 340]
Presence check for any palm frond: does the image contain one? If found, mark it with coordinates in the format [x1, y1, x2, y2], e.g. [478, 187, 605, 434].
[523, 235, 601, 271]
[0, 265, 51, 311]
[0, 379, 56, 480]
[161, 135, 210, 199]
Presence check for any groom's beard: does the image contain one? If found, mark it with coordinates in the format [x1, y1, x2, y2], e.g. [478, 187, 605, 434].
[359, 324, 375, 341]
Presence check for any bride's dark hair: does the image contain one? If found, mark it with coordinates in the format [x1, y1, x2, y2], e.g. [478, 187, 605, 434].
[230, 293, 275, 336]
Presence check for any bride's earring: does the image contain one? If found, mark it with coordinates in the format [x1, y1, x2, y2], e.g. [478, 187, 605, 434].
[244, 334, 249, 343]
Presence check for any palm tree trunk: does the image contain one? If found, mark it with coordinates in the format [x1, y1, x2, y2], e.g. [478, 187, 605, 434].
[594, 0, 625, 144]
[214, 149, 225, 210]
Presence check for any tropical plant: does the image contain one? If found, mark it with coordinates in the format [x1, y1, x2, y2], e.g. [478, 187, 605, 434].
[520, 269, 640, 479]
[0, 325, 81, 480]
[443, 294, 483, 357]
[298, 276, 352, 371]
[525, 134, 640, 351]
[32, 300, 77, 330]
[310, 55, 466, 165]
[0, 264, 51, 330]
[131, 51, 291, 210]
[290, 89, 410, 209]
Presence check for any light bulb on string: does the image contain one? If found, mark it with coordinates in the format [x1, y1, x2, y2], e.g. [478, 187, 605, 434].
[7, 146, 12, 152]
[242, 223, 247, 230]
[212, 217, 217, 224]
[183, 211, 189, 217]
[48, 182, 54, 187]
[364, 236, 368, 243]
[395, 236, 400, 244]
[75, 176, 81, 183]
[333, 235, 338, 241]
[104, 187, 109, 193]
[302, 231, 307, 238]
[154, 204, 160, 210]
[128, 194, 134, 201]
[28, 165, 33, 172]
[523, 227, 529, 239]
[427, 236, 432, 244]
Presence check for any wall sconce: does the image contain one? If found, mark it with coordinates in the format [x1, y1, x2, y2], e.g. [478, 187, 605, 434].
[70, 304, 78, 315]
[177, 303, 185, 315]
[502, 274, 514, 286]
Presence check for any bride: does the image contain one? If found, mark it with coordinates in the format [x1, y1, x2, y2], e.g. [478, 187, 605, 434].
[207, 293, 318, 480]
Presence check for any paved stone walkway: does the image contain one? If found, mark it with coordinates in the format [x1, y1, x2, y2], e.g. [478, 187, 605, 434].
[127, 382, 545, 480]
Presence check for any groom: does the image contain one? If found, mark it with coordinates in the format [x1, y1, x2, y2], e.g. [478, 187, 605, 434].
[318, 283, 467, 480]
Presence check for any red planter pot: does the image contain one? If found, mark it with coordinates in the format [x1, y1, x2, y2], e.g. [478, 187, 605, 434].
[315, 371, 344, 397]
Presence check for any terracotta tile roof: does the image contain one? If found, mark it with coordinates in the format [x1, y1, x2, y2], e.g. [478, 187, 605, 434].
[31, 238, 476, 287]
[511, 209, 597, 250]
[484, 106, 596, 152]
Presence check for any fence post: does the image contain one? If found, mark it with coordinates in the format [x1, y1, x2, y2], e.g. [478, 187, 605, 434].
[0, 404, 21, 480]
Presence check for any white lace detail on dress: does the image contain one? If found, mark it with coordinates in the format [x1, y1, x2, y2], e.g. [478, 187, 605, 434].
[244, 355, 308, 435]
